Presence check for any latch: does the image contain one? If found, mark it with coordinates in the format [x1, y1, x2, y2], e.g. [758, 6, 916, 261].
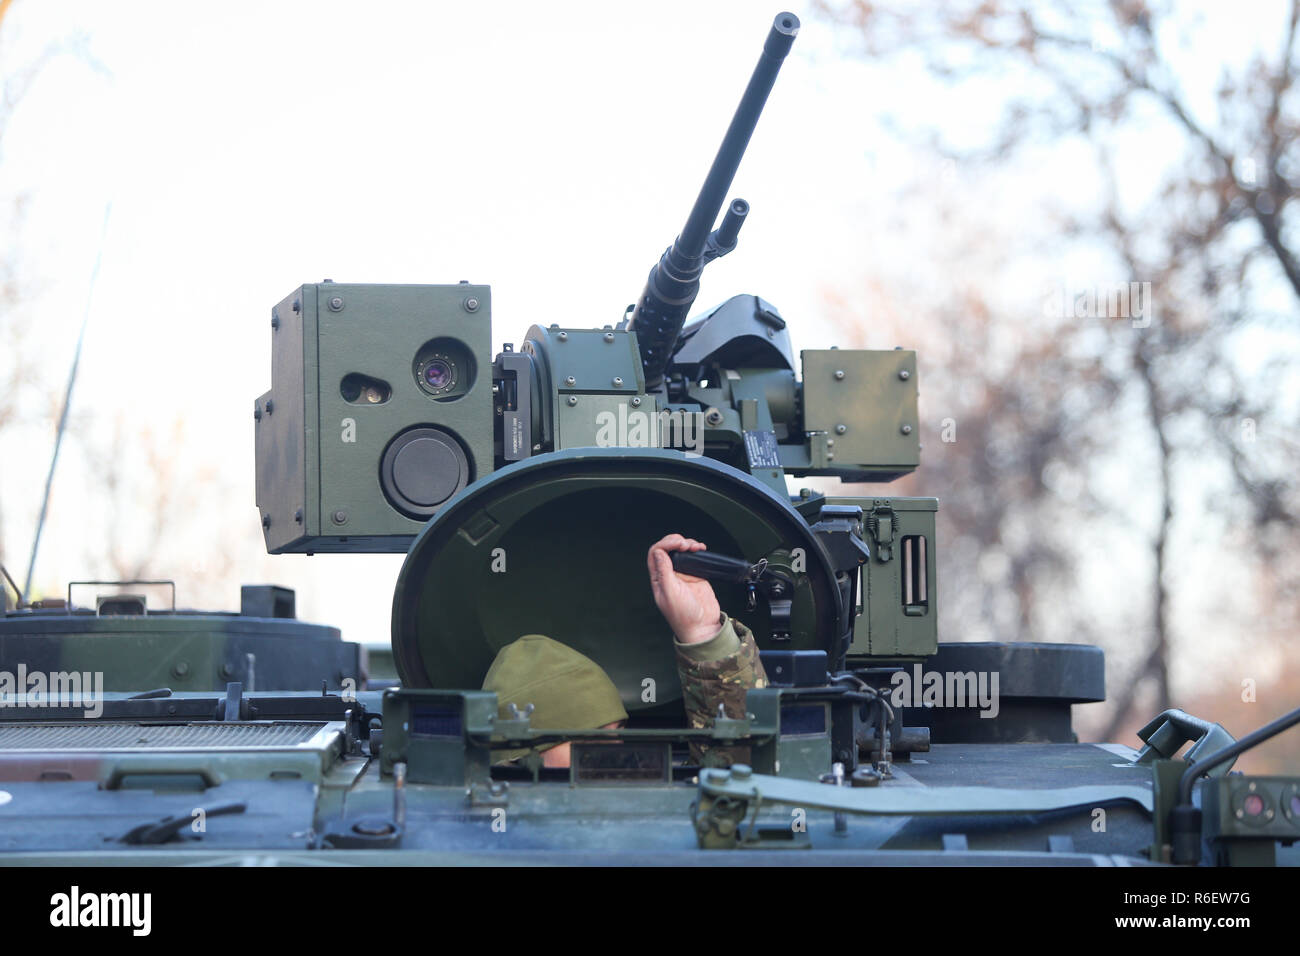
[867, 504, 895, 563]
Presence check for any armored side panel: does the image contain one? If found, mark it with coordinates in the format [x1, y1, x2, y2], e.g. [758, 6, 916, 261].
[0, 611, 362, 692]
[522, 325, 651, 450]
[797, 349, 920, 480]
[256, 283, 494, 553]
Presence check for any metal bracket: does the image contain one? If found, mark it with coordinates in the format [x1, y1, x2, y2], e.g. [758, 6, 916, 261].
[866, 505, 895, 563]
[693, 765, 1155, 849]
[1135, 709, 1236, 773]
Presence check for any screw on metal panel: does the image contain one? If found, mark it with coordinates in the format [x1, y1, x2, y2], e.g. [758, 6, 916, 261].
[271, 310, 280, 329]
[332, 510, 348, 525]
[567, 396, 578, 406]
[464, 297, 480, 312]
[900, 424, 913, 435]
[262, 514, 271, 529]
[835, 424, 847, 434]
[565, 375, 576, 386]
[612, 376, 624, 387]
[630, 397, 642, 407]
[254, 407, 262, 421]
[604, 332, 615, 342]
[292, 298, 301, 313]
[265, 399, 274, 414]
[294, 508, 303, 524]
[327, 296, 344, 312]
[705, 407, 723, 426]
[834, 369, 845, 380]
[172, 662, 190, 678]
[557, 330, 568, 341]
[898, 369, 911, 380]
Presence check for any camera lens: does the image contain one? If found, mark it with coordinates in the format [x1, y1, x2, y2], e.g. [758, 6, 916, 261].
[423, 359, 453, 391]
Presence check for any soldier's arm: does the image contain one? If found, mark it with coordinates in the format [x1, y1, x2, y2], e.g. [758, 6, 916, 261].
[648, 534, 768, 765]
[674, 613, 768, 766]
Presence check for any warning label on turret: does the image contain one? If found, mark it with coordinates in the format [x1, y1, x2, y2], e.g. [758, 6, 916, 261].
[744, 430, 782, 470]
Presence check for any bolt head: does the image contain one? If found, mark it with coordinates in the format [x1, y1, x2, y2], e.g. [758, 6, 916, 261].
[464, 297, 480, 312]
[898, 369, 911, 380]
[835, 424, 847, 435]
[328, 296, 344, 312]
[631, 396, 642, 407]
[834, 369, 845, 380]
[901, 424, 913, 435]
[292, 298, 301, 313]
[603, 332, 615, 342]
[332, 510, 348, 525]
[557, 330, 568, 341]
[612, 376, 624, 387]
[264, 399, 274, 414]
[172, 662, 190, 678]
[567, 396, 578, 406]
[565, 376, 576, 386]
[731, 764, 752, 780]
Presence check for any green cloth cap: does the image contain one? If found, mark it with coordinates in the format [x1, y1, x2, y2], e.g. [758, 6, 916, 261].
[482, 634, 628, 763]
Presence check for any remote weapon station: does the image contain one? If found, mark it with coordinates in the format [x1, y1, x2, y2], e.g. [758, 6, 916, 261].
[1, 12, 1297, 865]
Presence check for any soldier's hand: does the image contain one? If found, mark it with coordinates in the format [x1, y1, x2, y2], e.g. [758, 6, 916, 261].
[647, 534, 724, 645]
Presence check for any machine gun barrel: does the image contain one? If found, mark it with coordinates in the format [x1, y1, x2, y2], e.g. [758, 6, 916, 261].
[627, 12, 799, 389]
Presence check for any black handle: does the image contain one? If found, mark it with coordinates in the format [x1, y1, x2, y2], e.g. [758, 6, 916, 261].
[669, 550, 754, 583]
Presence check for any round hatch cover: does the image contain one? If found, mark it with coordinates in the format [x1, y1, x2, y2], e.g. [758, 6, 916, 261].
[391, 448, 844, 718]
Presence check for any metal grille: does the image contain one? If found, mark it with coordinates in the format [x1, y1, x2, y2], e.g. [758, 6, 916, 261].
[0, 721, 328, 751]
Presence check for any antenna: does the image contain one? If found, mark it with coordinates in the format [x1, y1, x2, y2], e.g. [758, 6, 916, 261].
[23, 203, 113, 603]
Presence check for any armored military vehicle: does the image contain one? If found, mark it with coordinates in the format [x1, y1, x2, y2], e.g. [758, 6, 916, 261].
[0, 11, 1296, 869]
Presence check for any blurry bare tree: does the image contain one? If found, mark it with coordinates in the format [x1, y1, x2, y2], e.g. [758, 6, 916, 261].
[818, 0, 1300, 737]
[77, 413, 242, 597]
[0, 0, 47, 586]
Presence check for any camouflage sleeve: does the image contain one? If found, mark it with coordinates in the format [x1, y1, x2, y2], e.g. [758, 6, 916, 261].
[674, 614, 768, 767]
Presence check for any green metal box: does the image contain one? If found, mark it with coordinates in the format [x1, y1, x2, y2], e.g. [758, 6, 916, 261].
[255, 283, 494, 553]
[828, 496, 938, 660]
[801, 349, 920, 480]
